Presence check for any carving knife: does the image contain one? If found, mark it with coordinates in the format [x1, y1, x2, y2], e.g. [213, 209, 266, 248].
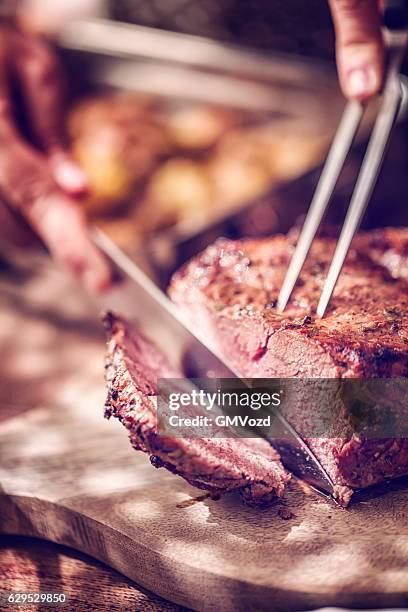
[92, 227, 336, 499]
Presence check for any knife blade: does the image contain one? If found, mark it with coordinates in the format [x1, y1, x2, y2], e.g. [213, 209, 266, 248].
[93, 227, 242, 376]
[93, 227, 336, 499]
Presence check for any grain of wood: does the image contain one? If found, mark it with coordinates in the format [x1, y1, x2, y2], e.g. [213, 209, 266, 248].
[0, 536, 186, 612]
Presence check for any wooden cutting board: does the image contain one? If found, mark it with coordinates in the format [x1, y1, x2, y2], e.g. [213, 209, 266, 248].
[1, 254, 408, 611]
[2, 395, 408, 612]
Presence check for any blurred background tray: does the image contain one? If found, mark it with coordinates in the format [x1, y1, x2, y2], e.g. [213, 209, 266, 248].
[54, 19, 408, 286]
[57, 21, 345, 275]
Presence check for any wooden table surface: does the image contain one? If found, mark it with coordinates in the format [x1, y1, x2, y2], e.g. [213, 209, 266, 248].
[0, 252, 186, 612]
[0, 535, 186, 611]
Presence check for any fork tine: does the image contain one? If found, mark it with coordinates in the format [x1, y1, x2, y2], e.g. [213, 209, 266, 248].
[317, 78, 403, 318]
[277, 100, 364, 312]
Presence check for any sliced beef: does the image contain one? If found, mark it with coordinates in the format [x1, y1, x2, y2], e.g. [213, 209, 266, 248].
[103, 312, 289, 506]
[169, 228, 408, 503]
[355, 226, 408, 281]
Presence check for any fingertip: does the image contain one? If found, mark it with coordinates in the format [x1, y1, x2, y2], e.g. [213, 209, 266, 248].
[36, 194, 113, 292]
[82, 268, 107, 294]
[338, 41, 384, 101]
[329, 0, 384, 101]
[64, 252, 113, 294]
[82, 247, 115, 294]
[51, 154, 89, 197]
[343, 65, 381, 101]
[87, 267, 114, 294]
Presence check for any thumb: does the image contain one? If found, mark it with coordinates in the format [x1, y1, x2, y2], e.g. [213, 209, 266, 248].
[48, 149, 89, 198]
[329, 0, 384, 100]
[12, 31, 88, 196]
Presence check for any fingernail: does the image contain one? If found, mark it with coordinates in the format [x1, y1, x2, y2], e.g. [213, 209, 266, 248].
[53, 159, 89, 196]
[82, 267, 112, 294]
[82, 267, 100, 293]
[346, 67, 378, 99]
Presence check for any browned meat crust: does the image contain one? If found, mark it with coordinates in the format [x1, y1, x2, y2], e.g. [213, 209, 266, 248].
[169, 228, 408, 502]
[103, 312, 289, 506]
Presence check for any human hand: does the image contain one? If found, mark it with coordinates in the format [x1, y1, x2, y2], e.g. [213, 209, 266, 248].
[328, 0, 385, 100]
[0, 23, 112, 292]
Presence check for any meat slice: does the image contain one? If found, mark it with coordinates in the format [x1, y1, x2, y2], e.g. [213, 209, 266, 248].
[355, 226, 408, 281]
[169, 229, 408, 503]
[103, 312, 289, 506]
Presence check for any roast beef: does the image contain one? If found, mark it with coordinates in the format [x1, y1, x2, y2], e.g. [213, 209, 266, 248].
[169, 228, 408, 503]
[103, 312, 289, 506]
